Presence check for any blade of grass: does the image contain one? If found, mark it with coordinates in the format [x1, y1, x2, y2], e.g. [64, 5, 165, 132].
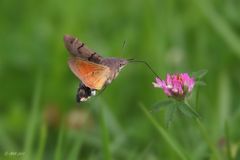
[67, 110, 91, 159]
[196, 119, 221, 160]
[140, 103, 188, 160]
[217, 72, 231, 135]
[36, 123, 48, 160]
[24, 72, 43, 160]
[100, 106, 112, 160]
[67, 132, 84, 160]
[93, 99, 125, 136]
[193, 71, 222, 160]
[54, 122, 65, 160]
[94, 98, 127, 155]
[135, 141, 153, 160]
[193, 0, 240, 58]
[225, 121, 233, 160]
[126, 148, 140, 160]
[0, 121, 17, 151]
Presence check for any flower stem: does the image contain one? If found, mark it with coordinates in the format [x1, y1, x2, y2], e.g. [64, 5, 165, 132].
[195, 87, 200, 112]
[196, 118, 221, 160]
[194, 80, 221, 159]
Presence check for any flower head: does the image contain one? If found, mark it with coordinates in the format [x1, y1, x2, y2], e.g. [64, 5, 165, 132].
[153, 73, 195, 100]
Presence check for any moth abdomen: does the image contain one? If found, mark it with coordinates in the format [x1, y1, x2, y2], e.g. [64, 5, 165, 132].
[64, 35, 102, 64]
[76, 83, 96, 102]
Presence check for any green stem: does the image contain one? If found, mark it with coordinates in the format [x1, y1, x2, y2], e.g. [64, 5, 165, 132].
[36, 123, 47, 160]
[140, 104, 188, 160]
[225, 121, 233, 160]
[24, 72, 43, 160]
[195, 87, 200, 112]
[67, 132, 84, 160]
[54, 122, 65, 160]
[100, 107, 112, 160]
[193, 77, 220, 159]
[196, 119, 221, 160]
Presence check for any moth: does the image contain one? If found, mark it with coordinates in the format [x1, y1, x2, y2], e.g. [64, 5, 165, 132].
[64, 35, 129, 102]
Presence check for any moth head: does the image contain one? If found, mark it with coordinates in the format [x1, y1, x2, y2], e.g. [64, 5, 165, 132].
[118, 59, 129, 70]
[101, 58, 128, 72]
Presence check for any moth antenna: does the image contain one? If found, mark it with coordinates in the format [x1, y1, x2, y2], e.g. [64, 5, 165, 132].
[122, 40, 126, 50]
[120, 40, 127, 55]
[128, 59, 161, 79]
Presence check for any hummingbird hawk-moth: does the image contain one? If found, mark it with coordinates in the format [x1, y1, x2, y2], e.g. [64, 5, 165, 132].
[64, 35, 129, 102]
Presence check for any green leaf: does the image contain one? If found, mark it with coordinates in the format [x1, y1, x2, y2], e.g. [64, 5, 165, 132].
[178, 102, 200, 118]
[164, 103, 177, 128]
[140, 104, 188, 160]
[36, 124, 47, 160]
[151, 99, 174, 112]
[195, 80, 207, 86]
[192, 69, 208, 79]
[54, 123, 65, 160]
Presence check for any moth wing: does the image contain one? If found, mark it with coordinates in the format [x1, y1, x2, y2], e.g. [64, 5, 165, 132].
[64, 35, 102, 63]
[68, 58, 110, 90]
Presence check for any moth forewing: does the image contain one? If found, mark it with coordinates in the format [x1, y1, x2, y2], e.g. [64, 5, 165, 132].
[68, 57, 111, 90]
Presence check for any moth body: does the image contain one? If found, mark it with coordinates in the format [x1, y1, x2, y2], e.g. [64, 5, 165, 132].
[64, 35, 128, 102]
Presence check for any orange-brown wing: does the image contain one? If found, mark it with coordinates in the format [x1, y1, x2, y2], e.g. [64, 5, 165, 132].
[68, 57, 110, 90]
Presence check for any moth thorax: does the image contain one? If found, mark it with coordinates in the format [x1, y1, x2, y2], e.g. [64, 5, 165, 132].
[101, 58, 128, 78]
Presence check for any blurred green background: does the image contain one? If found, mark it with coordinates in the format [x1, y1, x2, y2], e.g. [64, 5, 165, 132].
[1, 0, 240, 159]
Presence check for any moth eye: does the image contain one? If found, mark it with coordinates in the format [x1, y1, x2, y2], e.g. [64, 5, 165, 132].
[119, 64, 125, 70]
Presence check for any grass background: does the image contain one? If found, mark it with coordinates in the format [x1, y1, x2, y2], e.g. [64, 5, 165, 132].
[0, 0, 240, 159]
